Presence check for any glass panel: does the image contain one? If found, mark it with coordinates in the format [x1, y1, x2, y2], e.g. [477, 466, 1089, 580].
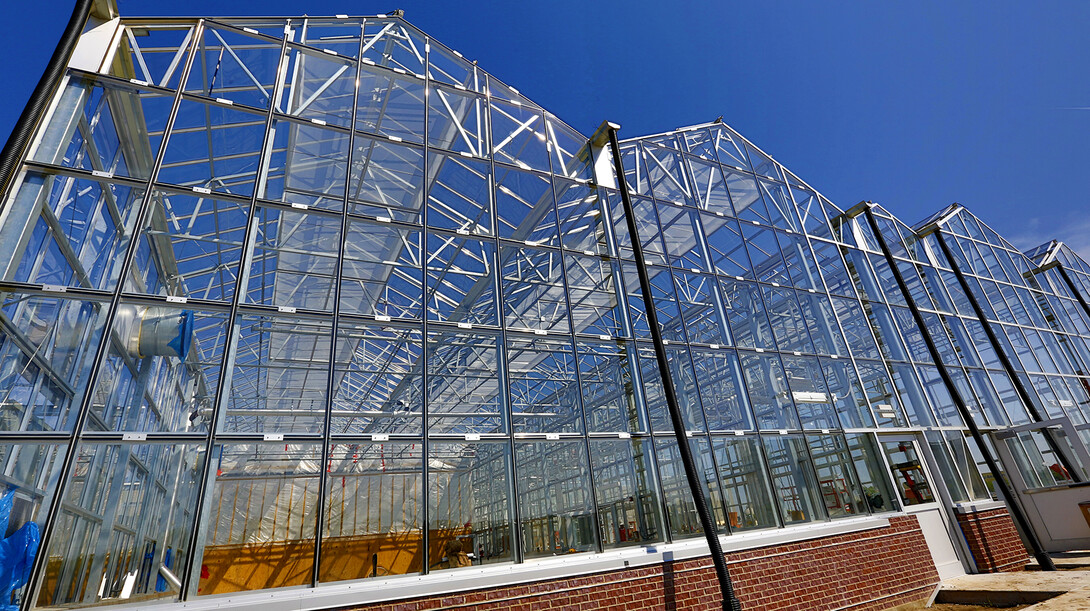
[31, 76, 173, 180]
[261, 120, 350, 211]
[880, 439, 935, 506]
[515, 441, 596, 558]
[40, 442, 204, 606]
[0, 293, 109, 432]
[712, 436, 778, 531]
[158, 100, 266, 197]
[223, 314, 331, 434]
[355, 65, 425, 143]
[782, 355, 838, 430]
[428, 441, 513, 567]
[320, 442, 423, 581]
[500, 245, 570, 335]
[425, 234, 497, 326]
[494, 166, 557, 246]
[126, 188, 248, 301]
[245, 206, 340, 311]
[332, 322, 422, 435]
[762, 434, 823, 524]
[565, 255, 624, 338]
[741, 352, 799, 430]
[0, 442, 65, 606]
[589, 438, 664, 548]
[845, 434, 898, 512]
[89, 304, 226, 433]
[348, 137, 425, 222]
[691, 348, 753, 431]
[806, 434, 867, 517]
[197, 443, 319, 595]
[576, 340, 646, 434]
[426, 330, 503, 435]
[2, 172, 147, 292]
[426, 152, 491, 235]
[506, 336, 583, 434]
[277, 44, 356, 127]
[340, 219, 422, 320]
[186, 26, 282, 109]
[654, 437, 724, 537]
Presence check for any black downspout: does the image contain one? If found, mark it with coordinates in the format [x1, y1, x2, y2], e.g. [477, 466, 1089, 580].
[0, 0, 95, 196]
[1055, 265, 1090, 335]
[933, 230, 1082, 482]
[605, 125, 743, 611]
[864, 207, 1056, 571]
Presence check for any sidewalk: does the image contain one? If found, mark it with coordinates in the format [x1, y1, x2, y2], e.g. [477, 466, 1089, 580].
[934, 570, 1090, 610]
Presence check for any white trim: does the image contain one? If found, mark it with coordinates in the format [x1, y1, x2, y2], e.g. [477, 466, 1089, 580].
[951, 500, 1007, 514]
[113, 516, 892, 611]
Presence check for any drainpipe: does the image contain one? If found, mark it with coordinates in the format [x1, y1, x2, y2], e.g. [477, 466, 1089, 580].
[601, 122, 743, 610]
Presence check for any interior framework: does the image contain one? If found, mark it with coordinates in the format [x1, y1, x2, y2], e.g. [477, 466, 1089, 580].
[0, 8, 1088, 610]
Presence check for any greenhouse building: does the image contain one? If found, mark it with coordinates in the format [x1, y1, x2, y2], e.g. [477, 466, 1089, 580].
[0, 1, 1088, 610]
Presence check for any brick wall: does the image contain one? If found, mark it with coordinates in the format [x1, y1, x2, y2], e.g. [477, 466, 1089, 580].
[341, 516, 939, 611]
[955, 507, 1029, 572]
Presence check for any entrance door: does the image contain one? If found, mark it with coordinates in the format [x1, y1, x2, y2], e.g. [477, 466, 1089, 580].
[880, 436, 966, 580]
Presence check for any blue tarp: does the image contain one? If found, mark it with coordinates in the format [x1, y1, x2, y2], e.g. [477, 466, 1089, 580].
[0, 491, 39, 611]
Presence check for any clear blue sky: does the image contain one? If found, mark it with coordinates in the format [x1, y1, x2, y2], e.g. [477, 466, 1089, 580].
[5, 1, 1089, 257]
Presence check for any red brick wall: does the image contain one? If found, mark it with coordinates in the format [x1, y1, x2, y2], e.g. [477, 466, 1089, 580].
[341, 516, 939, 611]
[955, 507, 1029, 572]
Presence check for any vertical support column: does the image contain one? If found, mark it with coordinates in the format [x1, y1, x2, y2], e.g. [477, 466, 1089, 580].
[863, 205, 1055, 571]
[599, 121, 742, 611]
[932, 229, 1082, 481]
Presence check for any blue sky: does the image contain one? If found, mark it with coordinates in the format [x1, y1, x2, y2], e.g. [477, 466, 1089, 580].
[5, 1, 1089, 256]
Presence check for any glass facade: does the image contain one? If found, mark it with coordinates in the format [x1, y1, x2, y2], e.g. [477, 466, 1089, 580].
[0, 9, 1088, 610]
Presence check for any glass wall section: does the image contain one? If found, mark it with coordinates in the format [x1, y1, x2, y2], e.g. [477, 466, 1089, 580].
[5, 7, 1090, 608]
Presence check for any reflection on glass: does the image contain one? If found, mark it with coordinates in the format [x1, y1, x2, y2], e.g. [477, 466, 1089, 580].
[880, 438, 935, 506]
[712, 437, 778, 531]
[321, 443, 423, 581]
[198, 444, 318, 595]
[515, 442, 597, 558]
[428, 442, 513, 568]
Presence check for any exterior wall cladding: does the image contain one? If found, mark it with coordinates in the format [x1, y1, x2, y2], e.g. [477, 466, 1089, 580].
[3, 4, 1090, 611]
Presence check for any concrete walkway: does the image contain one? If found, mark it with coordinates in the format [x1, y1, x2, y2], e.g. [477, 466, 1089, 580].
[935, 570, 1090, 610]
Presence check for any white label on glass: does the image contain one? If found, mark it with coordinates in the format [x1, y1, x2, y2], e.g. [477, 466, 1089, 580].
[662, 339, 669, 345]
[375, 314, 391, 322]
[455, 84, 467, 91]
[311, 118, 327, 126]
[793, 351, 801, 356]
[166, 295, 187, 304]
[545, 433, 560, 441]
[457, 322, 473, 329]
[735, 276, 744, 281]
[685, 431, 693, 437]
[336, 14, 348, 18]
[388, 135, 403, 142]
[584, 250, 596, 256]
[278, 306, 296, 313]
[376, 216, 392, 223]
[755, 348, 764, 353]
[509, 86, 520, 94]
[734, 431, 745, 436]
[716, 211, 725, 217]
[459, 151, 473, 158]
[215, 97, 234, 106]
[372, 434, 389, 441]
[456, 228, 470, 235]
[617, 432, 631, 439]
[821, 429, 830, 434]
[425, 43, 431, 53]
[193, 187, 211, 194]
[291, 202, 308, 210]
[323, 48, 338, 55]
[42, 284, 66, 293]
[830, 354, 839, 359]
[464, 433, 481, 441]
[534, 329, 547, 336]
[129, 79, 149, 87]
[691, 268, 700, 273]
[751, 220, 760, 225]
[243, 27, 259, 34]
[362, 58, 375, 65]
[122, 433, 146, 441]
[808, 288, 817, 293]
[264, 433, 284, 441]
[709, 344, 720, 349]
[599, 335, 611, 341]
[778, 430, 788, 435]
[771, 282, 780, 287]
[393, 67, 406, 74]
[91, 170, 113, 178]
